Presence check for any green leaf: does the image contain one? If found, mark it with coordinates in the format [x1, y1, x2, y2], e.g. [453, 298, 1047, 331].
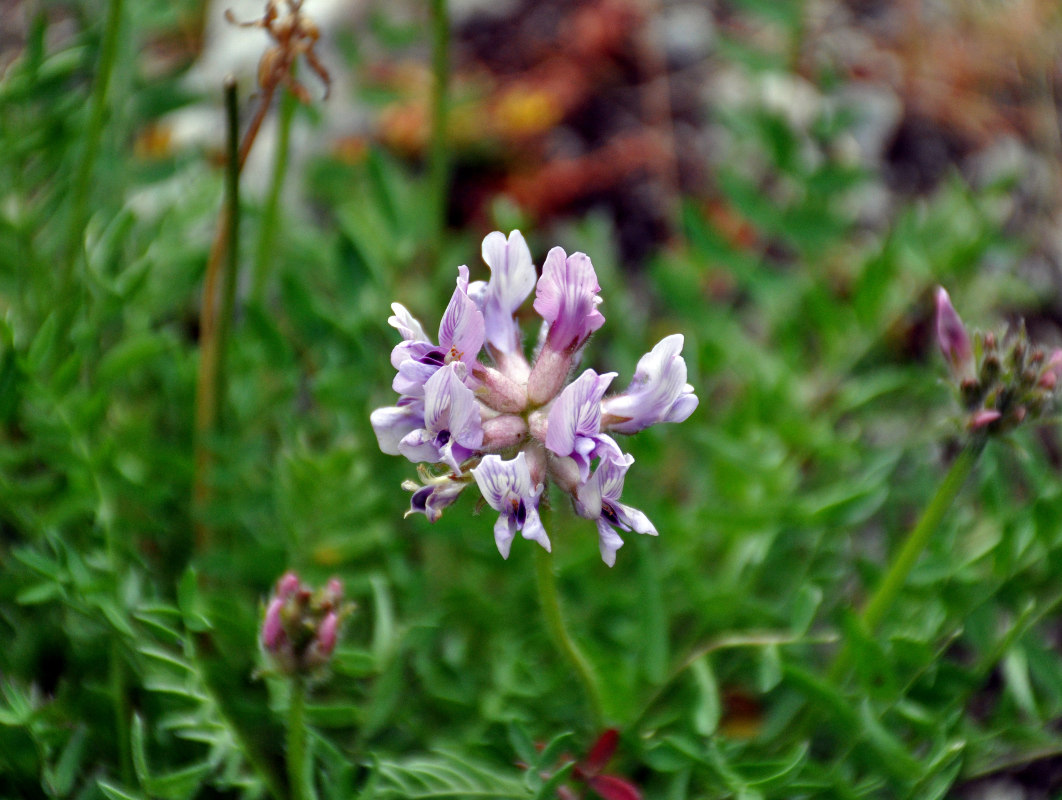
[789, 585, 822, 636]
[534, 731, 574, 774]
[16, 581, 65, 605]
[97, 333, 169, 386]
[97, 781, 147, 800]
[43, 725, 87, 797]
[757, 644, 783, 693]
[857, 701, 921, 780]
[532, 761, 575, 800]
[506, 721, 537, 770]
[27, 312, 60, 371]
[1002, 647, 1038, 718]
[177, 568, 211, 633]
[691, 656, 721, 736]
[370, 574, 397, 666]
[373, 750, 527, 799]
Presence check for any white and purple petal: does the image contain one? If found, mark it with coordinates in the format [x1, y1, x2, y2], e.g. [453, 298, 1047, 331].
[533, 247, 605, 352]
[370, 398, 425, 455]
[601, 334, 699, 434]
[398, 365, 484, 471]
[481, 230, 536, 354]
[576, 447, 657, 567]
[438, 265, 485, 363]
[471, 452, 549, 558]
[388, 302, 430, 344]
[407, 478, 465, 523]
[545, 369, 616, 482]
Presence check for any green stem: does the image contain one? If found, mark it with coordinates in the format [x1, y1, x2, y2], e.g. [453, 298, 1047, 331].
[65, 0, 125, 278]
[534, 547, 606, 727]
[216, 80, 242, 413]
[251, 83, 297, 305]
[428, 0, 449, 257]
[287, 679, 308, 800]
[110, 638, 132, 784]
[189, 631, 286, 800]
[830, 441, 983, 679]
[193, 79, 241, 551]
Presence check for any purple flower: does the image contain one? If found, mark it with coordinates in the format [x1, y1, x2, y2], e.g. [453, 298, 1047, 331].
[935, 287, 972, 377]
[372, 231, 697, 566]
[601, 334, 698, 434]
[370, 397, 425, 455]
[546, 369, 616, 482]
[480, 230, 536, 356]
[393, 266, 485, 396]
[575, 446, 657, 567]
[471, 452, 549, 558]
[399, 364, 484, 472]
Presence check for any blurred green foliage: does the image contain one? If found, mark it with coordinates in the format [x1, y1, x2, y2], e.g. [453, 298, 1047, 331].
[2, 1, 1062, 799]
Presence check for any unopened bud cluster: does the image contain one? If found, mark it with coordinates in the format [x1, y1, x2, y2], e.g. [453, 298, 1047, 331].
[260, 572, 348, 676]
[936, 287, 1061, 435]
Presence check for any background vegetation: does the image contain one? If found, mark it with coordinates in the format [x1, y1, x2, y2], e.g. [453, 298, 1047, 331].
[2, 0, 1062, 798]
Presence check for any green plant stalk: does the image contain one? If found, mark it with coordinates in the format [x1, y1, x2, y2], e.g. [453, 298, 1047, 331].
[65, 0, 125, 278]
[216, 80, 242, 411]
[193, 79, 241, 550]
[110, 639, 132, 784]
[534, 547, 605, 727]
[287, 679, 308, 800]
[428, 0, 449, 257]
[830, 441, 983, 680]
[252, 82, 297, 304]
[190, 632, 286, 800]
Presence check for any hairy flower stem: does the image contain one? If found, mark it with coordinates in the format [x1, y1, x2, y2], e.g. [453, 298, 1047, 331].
[428, 0, 450, 258]
[252, 81, 297, 304]
[829, 441, 983, 680]
[64, 0, 124, 281]
[287, 679, 309, 800]
[193, 79, 242, 551]
[534, 546, 606, 727]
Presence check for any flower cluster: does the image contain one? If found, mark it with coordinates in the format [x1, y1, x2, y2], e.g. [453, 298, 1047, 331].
[260, 572, 348, 676]
[935, 287, 1061, 434]
[371, 231, 697, 566]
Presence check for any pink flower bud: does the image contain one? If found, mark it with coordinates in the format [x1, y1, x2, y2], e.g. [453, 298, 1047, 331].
[261, 597, 286, 652]
[482, 414, 529, 450]
[472, 363, 528, 413]
[935, 287, 972, 375]
[277, 571, 301, 599]
[317, 611, 339, 656]
[326, 578, 343, 601]
[1040, 349, 1062, 390]
[969, 409, 1002, 430]
[527, 347, 574, 406]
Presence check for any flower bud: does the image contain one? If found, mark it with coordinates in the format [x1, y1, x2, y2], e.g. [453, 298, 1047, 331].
[261, 597, 286, 652]
[935, 287, 972, 377]
[260, 572, 350, 677]
[482, 414, 529, 450]
[969, 409, 1002, 430]
[1041, 349, 1062, 390]
[527, 347, 574, 406]
[317, 611, 338, 656]
[473, 363, 529, 413]
[277, 571, 301, 599]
